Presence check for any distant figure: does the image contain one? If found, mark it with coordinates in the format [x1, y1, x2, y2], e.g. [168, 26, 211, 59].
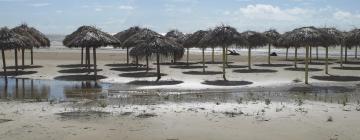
[270, 52, 277, 56]
[227, 50, 240, 55]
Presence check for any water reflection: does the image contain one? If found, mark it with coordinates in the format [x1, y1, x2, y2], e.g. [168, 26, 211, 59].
[0, 78, 109, 100]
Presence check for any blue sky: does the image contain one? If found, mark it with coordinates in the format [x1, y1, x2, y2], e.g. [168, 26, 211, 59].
[0, 0, 359, 34]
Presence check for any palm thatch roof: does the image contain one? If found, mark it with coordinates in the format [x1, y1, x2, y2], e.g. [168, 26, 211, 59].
[64, 26, 120, 48]
[344, 29, 360, 47]
[127, 29, 182, 58]
[183, 30, 208, 48]
[263, 29, 280, 45]
[0, 27, 30, 50]
[199, 25, 246, 47]
[241, 31, 268, 48]
[165, 29, 186, 44]
[113, 26, 143, 48]
[285, 26, 332, 47]
[11, 24, 41, 49]
[319, 27, 344, 47]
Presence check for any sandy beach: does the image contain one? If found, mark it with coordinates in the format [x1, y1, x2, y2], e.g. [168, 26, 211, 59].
[1, 45, 360, 140]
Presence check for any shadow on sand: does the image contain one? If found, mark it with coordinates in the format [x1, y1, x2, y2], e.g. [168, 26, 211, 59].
[105, 63, 144, 67]
[57, 64, 93, 68]
[233, 69, 277, 73]
[311, 75, 360, 82]
[289, 86, 355, 93]
[335, 61, 360, 65]
[54, 75, 107, 81]
[0, 71, 37, 76]
[183, 71, 223, 75]
[284, 67, 323, 72]
[202, 80, 253, 86]
[5, 65, 43, 69]
[197, 61, 234, 64]
[58, 68, 103, 74]
[298, 62, 334, 65]
[152, 62, 197, 66]
[254, 64, 293, 67]
[110, 67, 154, 72]
[170, 65, 208, 69]
[119, 72, 167, 78]
[219, 65, 248, 69]
[332, 67, 360, 70]
[127, 80, 183, 86]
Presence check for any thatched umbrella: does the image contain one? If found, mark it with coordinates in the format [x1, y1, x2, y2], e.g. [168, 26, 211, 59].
[319, 28, 343, 74]
[126, 28, 181, 81]
[12, 24, 49, 69]
[241, 31, 268, 69]
[184, 30, 208, 70]
[199, 25, 245, 81]
[165, 29, 186, 63]
[113, 26, 143, 64]
[64, 26, 120, 79]
[0, 27, 31, 83]
[285, 26, 331, 84]
[263, 29, 280, 64]
[344, 29, 360, 61]
[64, 26, 91, 65]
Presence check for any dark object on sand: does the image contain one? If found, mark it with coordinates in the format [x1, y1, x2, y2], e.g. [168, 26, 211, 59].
[270, 52, 277, 56]
[227, 50, 240, 55]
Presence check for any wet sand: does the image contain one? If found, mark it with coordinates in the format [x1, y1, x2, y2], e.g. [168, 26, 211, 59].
[1, 46, 360, 140]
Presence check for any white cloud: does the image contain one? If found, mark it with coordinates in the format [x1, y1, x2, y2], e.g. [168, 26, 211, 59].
[55, 10, 63, 14]
[118, 5, 134, 10]
[237, 4, 308, 21]
[95, 8, 103, 12]
[333, 10, 360, 20]
[29, 3, 50, 7]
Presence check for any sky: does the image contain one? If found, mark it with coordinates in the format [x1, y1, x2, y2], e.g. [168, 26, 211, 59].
[0, 0, 360, 35]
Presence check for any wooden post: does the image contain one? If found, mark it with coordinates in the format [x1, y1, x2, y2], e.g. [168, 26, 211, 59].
[87, 47, 91, 73]
[202, 47, 205, 73]
[21, 48, 25, 70]
[225, 47, 228, 66]
[93, 47, 97, 80]
[340, 45, 344, 68]
[345, 46, 348, 63]
[325, 47, 329, 74]
[309, 46, 312, 63]
[81, 47, 84, 65]
[30, 48, 34, 65]
[222, 46, 227, 81]
[156, 53, 161, 81]
[15, 49, 18, 75]
[316, 47, 319, 60]
[146, 55, 149, 71]
[126, 46, 129, 64]
[248, 47, 251, 70]
[1, 49, 7, 84]
[305, 46, 309, 84]
[186, 48, 189, 65]
[212, 47, 215, 63]
[286, 47, 289, 60]
[294, 47, 298, 69]
[356, 46, 358, 59]
[268, 44, 271, 64]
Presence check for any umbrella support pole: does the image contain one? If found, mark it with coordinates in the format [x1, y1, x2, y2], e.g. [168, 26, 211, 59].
[356, 46, 358, 59]
[2, 49, 7, 84]
[325, 47, 329, 74]
[225, 48, 228, 66]
[15, 49, 18, 75]
[81, 47, 84, 65]
[126, 47, 129, 64]
[248, 47, 251, 70]
[187, 48, 190, 65]
[309, 47, 312, 63]
[294, 47, 298, 69]
[93, 47, 97, 80]
[340, 45, 344, 68]
[136, 56, 139, 67]
[222, 46, 227, 81]
[202, 48, 205, 73]
[286, 48, 289, 60]
[21, 48, 24, 70]
[305, 46, 309, 84]
[268, 44, 271, 64]
[345, 47, 348, 63]
[146, 55, 149, 71]
[156, 53, 161, 82]
[31, 48, 34, 65]
[316, 47, 319, 60]
[212, 47, 215, 63]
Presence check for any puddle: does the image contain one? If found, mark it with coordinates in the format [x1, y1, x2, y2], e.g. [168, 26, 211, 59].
[0, 78, 111, 101]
